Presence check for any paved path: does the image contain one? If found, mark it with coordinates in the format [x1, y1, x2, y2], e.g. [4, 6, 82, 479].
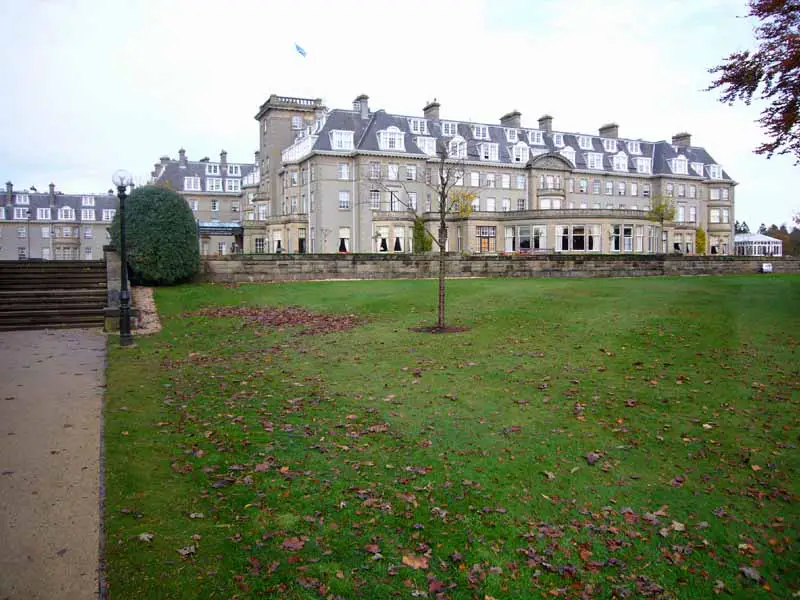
[0, 329, 105, 600]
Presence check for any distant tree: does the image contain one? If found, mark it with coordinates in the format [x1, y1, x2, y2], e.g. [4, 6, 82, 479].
[646, 197, 676, 253]
[412, 217, 433, 253]
[735, 220, 742, 233]
[706, 0, 800, 163]
[696, 227, 707, 255]
[110, 185, 200, 285]
[735, 220, 752, 234]
[758, 223, 768, 234]
[741, 220, 751, 234]
[789, 226, 800, 256]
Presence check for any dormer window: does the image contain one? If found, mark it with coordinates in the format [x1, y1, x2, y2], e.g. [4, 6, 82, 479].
[708, 164, 722, 179]
[552, 133, 564, 147]
[612, 152, 628, 172]
[691, 162, 704, 176]
[206, 163, 220, 175]
[528, 130, 544, 145]
[577, 135, 594, 150]
[449, 136, 466, 159]
[480, 142, 499, 161]
[511, 141, 529, 163]
[669, 154, 688, 175]
[227, 164, 241, 176]
[408, 118, 428, 135]
[635, 157, 652, 174]
[417, 136, 437, 156]
[15, 194, 30, 205]
[58, 206, 75, 221]
[586, 152, 603, 170]
[472, 125, 490, 140]
[505, 128, 518, 143]
[377, 126, 405, 151]
[81, 196, 95, 207]
[627, 141, 641, 154]
[442, 122, 458, 137]
[560, 147, 576, 165]
[330, 130, 355, 150]
[602, 138, 617, 152]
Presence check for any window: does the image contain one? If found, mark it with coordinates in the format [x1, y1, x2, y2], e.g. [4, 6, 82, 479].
[378, 126, 405, 151]
[189, 199, 199, 211]
[225, 179, 241, 192]
[442, 122, 458, 137]
[291, 115, 303, 130]
[604, 181, 613, 195]
[17, 227, 26, 238]
[83, 246, 92, 260]
[480, 143, 499, 161]
[15, 194, 30, 205]
[499, 173, 510, 189]
[512, 142, 529, 163]
[102, 209, 116, 221]
[709, 188, 721, 200]
[692, 162, 705, 176]
[577, 135, 593, 150]
[290, 196, 298, 213]
[369, 190, 381, 210]
[676, 205, 685, 222]
[688, 185, 696, 199]
[586, 153, 603, 169]
[206, 163, 220, 175]
[255, 238, 265, 253]
[14, 207, 29, 220]
[708, 164, 722, 179]
[635, 157, 652, 174]
[210, 199, 219, 212]
[183, 176, 201, 191]
[617, 182, 626, 196]
[630, 182, 638, 197]
[448, 136, 466, 158]
[710, 208, 721, 223]
[666, 183, 674, 197]
[36, 208, 50, 220]
[83, 226, 93, 239]
[81, 209, 95, 221]
[578, 178, 588, 193]
[553, 133, 564, 147]
[722, 208, 730, 223]
[612, 152, 628, 172]
[642, 183, 651, 197]
[476, 226, 496, 252]
[206, 178, 223, 192]
[228, 164, 241, 176]
[231, 201, 240, 213]
[40, 226, 50, 238]
[627, 141, 641, 154]
[603, 138, 617, 152]
[81, 196, 95, 207]
[408, 118, 428, 135]
[0, 207, 4, 219]
[417, 136, 436, 156]
[560, 147, 576, 165]
[677, 184, 685, 198]
[517, 198, 526, 210]
[501, 198, 510, 211]
[406, 165, 417, 181]
[425, 193, 432, 212]
[516, 175, 526, 190]
[591, 179, 601, 194]
[540, 198, 551, 209]
[470, 196, 480, 211]
[472, 125, 490, 140]
[18, 247, 27, 259]
[58, 207, 75, 220]
[339, 191, 350, 209]
[470, 172, 480, 187]
[505, 128, 518, 143]
[331, 130, 355, 150]
[486, 173, 496, 188]
[387, 164, 399, 180]
[689, 206, 696, 222]
[338, 227, 351, 252]
[388, 191, 401, 211]
[670, 155, 688, 174]
[369, 162, 381, 179]
[338, 163, 349, 180]
[485, 197, 496, 212]
[408, 192, 417, 210]
[721, 188, 729, 200]
[528, 130, 544, 145]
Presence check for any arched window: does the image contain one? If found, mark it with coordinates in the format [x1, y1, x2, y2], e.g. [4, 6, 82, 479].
[613, 152, 628, 172]
[512, 141, 529, 163]
[670, 154, 688, 175]
[377, 126, 406, 152]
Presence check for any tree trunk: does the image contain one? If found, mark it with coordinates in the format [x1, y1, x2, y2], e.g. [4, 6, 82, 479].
[437, 224, 446, 329]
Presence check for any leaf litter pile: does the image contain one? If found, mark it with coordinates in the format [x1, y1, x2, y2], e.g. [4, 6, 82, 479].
[193, 305, 361, 336]
[105, 277, 800, 599]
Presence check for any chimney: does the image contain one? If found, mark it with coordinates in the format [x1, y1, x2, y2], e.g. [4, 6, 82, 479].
[354, 94, 369, 120]
[220, 150, 227, 166]
[254, 150, 260, 165]
[160, 155, 170, 165]
[108, 189, 114, 195]
[153, 162, 161, 178]
[500, 111, 521, 129]
[599, 123, 619, 138]
[423, 99, 440, 121]
[5, 181, 11, 204]
[538, 114, 553, 132]
[49, 183, 55, 195]
[672, 132, 692, 147]
[178, 148, 187, 167]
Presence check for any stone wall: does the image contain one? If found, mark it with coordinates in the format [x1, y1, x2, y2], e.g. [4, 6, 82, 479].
[199, 253, 800, 283]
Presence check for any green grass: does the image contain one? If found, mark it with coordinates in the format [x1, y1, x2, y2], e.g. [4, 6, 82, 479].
[104, 275, 800, 599]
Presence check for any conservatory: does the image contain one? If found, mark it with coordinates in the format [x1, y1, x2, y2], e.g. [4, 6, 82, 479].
[733, 233, 782, 257]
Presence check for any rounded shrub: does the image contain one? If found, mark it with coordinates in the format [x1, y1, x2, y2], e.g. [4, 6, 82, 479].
[110, 185, 199, 285]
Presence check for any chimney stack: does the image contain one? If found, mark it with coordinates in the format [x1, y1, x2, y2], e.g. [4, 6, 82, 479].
[254, 150, 260, 165]
[500, 111, 521, 129]
[354, 94, 369, 120]
[672, 132, 692, 147]
[5, 181, 12, 204]
[423, 99, 440, 121]
[220, 150, 227, 166]
[49, 183, 55, 195]
[160, 155, 170, 165]
[178, 148, 187, 167]
[538, 114, 553, 132]
[599, 123, 619, 138]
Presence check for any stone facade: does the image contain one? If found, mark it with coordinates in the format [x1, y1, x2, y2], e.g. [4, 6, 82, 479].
[200, 254, 799, 283]
[243, 94, 737, 257]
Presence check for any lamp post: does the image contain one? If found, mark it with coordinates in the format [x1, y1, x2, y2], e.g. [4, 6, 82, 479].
[112, 169, 133, 347]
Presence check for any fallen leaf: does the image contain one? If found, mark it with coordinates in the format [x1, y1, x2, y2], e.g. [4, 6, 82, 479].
[364, 544, 381, 554]
[188, 513, 204, 519]
[586, 452, 601, 465]
[671, 521, 686, 532]
[281, 536, 308, 551]
[751, 465, 762, 472]
[542, 471, 556, 481]
[713, 580, 726, 594]
[402, 554, 429, 570]
[739, 565, 763, 583]
[137, 532, 154, 542]
[177, 545, 196, 557]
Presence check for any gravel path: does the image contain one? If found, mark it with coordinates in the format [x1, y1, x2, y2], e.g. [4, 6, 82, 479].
[0, 329, 105, 600]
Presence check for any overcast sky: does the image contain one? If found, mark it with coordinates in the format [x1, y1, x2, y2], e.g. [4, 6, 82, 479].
[1, 0, 797, 228]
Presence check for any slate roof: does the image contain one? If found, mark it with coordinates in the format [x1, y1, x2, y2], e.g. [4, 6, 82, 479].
[300, 106, 733, 181]
[153, 154, 256, 193]
[0, 189, 119, 223]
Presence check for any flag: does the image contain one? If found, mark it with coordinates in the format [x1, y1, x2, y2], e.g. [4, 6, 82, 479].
[294, 43, 307, 58]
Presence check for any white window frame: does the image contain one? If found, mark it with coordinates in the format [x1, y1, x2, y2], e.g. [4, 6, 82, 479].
[417, 136, 436, 156]
[206, 177, 223, 192]
[81, 208, 95, 221]
[670, 155, 689, 175]
[552, 133, 564, 148]
[559, 147, 576, 165]
[516, 175, 526, 190]
[338, 163, 349, 180]
[184, 176, 201, 191]
[331, 130, 355, 150]
[586, 153, 603, 170]
[15, 194, 30, 205]
[387, 164, 399, 181]
[470, 172, 480, 187]
[602, 138, 617, 152]
[612, 152, 628, 172]
[480, 143, 499, 161]
[102, 209, 116, 222]
[501, 174, 510, 189]
[485, 197, 496, 212]
[405, 165, 417, 181]
[37, 208, 51, 220]
[378, 126, 406, 152]
[627, 141, 641, 155]
[206, 163, 220, 176]
[635, 157, 652, 174]
[81, 195, 95, 207]
[505, 128, 518, 143]
[58, 207, 75, 221]
[227, 164, 241, 176]
[441, 122, 458, 137]
[408, 118, 428, 135]
[692, 162, 705, 177]
[511, 141, 529, 163]
[338, 190, 351, 209]
[41, 226, 50, 238]
[291, 115, 303, 130]
[710, 208, 721, 223]
[708, 164, 722, 179]
[577, 135, 594, 150]
[709, 188, 721, 201]
[225, 179, 241, 192]
[472, 125, 490, 140]
[449, 136, 466, 159]
[528, 130, 544, 145]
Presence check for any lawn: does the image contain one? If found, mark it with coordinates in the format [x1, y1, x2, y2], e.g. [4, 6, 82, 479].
[103, 275, 800, 599]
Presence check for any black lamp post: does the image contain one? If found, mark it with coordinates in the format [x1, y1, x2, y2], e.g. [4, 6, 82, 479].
[112, 169, 133, 347]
